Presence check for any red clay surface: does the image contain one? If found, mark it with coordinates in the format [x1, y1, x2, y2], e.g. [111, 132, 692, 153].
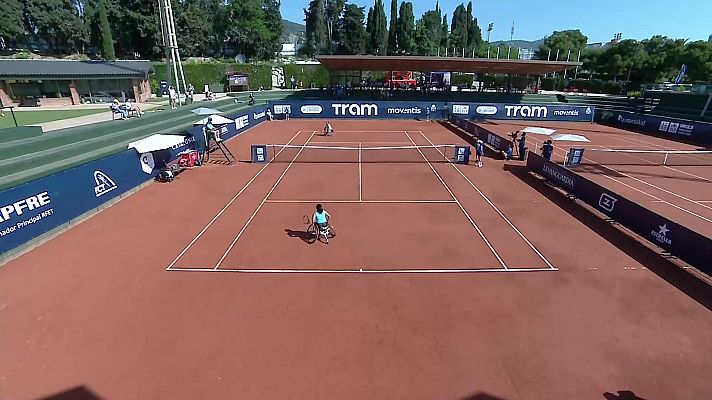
[481, 120, 712, 238]
[2, 119, 712, 400]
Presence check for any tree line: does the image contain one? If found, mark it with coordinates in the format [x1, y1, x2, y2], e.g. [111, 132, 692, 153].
[536, 30, 712, 82]
[0, 0, 283, 61]
[303, 0, 488, 59]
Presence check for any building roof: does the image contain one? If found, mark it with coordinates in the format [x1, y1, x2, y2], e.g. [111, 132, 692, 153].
[0, 59, 153, 79]
[317, 55, 581, 75]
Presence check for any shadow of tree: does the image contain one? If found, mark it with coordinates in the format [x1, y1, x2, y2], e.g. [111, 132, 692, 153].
[603, 390, 647, 400]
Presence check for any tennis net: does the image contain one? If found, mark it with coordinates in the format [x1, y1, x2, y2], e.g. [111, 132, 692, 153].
[267, 144, 458, 163]
[578, 149, 712, 167]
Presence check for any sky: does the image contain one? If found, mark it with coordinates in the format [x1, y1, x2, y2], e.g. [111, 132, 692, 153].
[281, 0, 712, 44]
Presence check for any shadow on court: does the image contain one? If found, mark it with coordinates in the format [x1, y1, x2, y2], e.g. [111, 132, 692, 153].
[285, 228, 313, 244]
[603, 390, 648, 400]
[505, 163, 712, 313]
[458, 392, 509, 400]
[34, 386, 104, 400]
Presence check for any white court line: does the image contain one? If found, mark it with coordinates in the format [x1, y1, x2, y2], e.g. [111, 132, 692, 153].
[358, 142, 362, 201]
[331, 130, 420, 133]
[530, 136, 712, 221]
[419, 131, 557, 270]
[575, 144, 712, 212]
[597, 144, 711, 183]
[168, 267, 558, 274]
[213, 131, 317, 270]
[651, 200, 712, 203]
[165, 130, 303, 271]
[309, 141, 413, 144]
[404, 131, 508, 270]
[264, 200, 457, 204]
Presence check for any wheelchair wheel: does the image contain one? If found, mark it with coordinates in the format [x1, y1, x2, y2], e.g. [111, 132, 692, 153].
[327, 223, 336, 238]
[306, 223, 317, 244]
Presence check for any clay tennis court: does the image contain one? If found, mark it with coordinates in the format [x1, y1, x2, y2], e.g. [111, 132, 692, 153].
[2, 119, 712, 400]
[481, 120, 712, 238]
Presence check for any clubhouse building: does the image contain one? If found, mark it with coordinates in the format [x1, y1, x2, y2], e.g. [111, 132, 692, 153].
[0, 59, 153, 107]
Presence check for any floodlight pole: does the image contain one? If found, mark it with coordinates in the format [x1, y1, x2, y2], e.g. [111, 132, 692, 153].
[158, 0, 188, 106]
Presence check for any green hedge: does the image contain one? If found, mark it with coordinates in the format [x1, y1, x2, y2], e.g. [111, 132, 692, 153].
[283, 64, 330, 89]
[151, 62, 272, 93]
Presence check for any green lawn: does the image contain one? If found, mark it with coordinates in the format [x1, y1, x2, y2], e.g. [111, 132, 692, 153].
[0, 109, 106, 129]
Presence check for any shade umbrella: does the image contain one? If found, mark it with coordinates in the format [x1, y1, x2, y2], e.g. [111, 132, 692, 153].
[551, 133, 590, 142]
[191, 107, 222, 116]
[522, 127, 557, 135]
[128, 134, 191, 153]
[194, 115, 234, 125]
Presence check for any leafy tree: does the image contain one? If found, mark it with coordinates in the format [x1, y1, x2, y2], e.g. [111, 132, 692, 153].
[337, 3, 366, 55]
[535, 29, 588, 61]
[174, 0, 215, 58]
[639, 36, 686, 82]
[325, 0, 345, 53]
[106, 0, 161, 58]
[414, 8, 442, 56]
[263, 0, 283, 57]
[97, 0, 115, 59]
[223, 0, 278, 60]
[25, 0, 89, 53]
[441, 14, 449, 54]
[0, 0, 25, 42]
[466, 1, 482, 56]
[304, 0, 328, 57]
[304, 0, 344, 56]
[368, 0, 387, 55]
[680, 40, 712, 81]
[387, 0, 397, 55]
[396, 2, 415, 55]
[450, 4, 467, 53]
[365, 6, 374, 53]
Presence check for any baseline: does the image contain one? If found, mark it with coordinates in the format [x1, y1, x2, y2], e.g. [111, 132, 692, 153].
[165, 130, 303, 271]
[213, 131, 317, 270]
[168, 267, 558, 274]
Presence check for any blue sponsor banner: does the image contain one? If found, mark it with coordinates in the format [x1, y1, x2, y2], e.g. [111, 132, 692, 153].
[450, 103, 595, 122]
[0, 150, 154, 255]
[0, 105, 270, 256]
[526, 153, 712, 274]
[602, 110, 712, 146]
[267, 101, 445, 120]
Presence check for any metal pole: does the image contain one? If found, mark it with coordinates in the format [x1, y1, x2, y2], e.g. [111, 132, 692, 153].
[157, 0, 171, 87]
[164, 0, 188, 106]
[701, 93, 712, 118]
[574, 49, 581, 79]
[10, 107, 18, 127]
[496, 47, 500, 59]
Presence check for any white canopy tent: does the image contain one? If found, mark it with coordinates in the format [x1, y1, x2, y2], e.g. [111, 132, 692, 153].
[521, 127, 557, 135]
[191, 107, 222, 116]
[551, 133, 590, 142]
[193, 115, 234, 126]
[128, 134, 189, 153]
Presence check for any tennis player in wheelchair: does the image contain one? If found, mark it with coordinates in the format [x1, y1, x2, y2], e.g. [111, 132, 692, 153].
[323, 121, 334, 136]
[312, 204, 334, 242]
